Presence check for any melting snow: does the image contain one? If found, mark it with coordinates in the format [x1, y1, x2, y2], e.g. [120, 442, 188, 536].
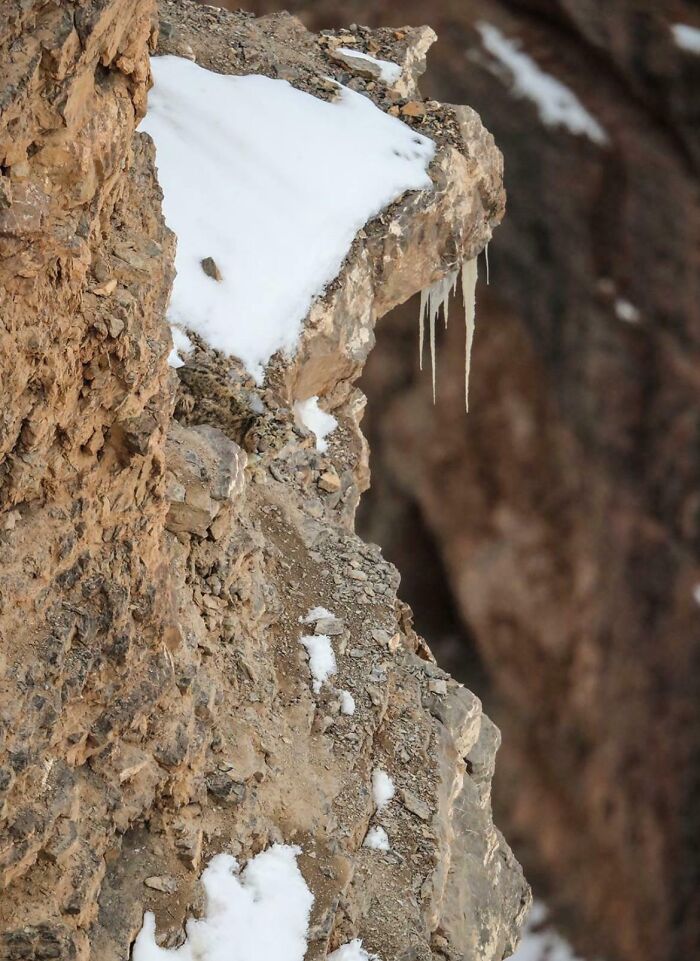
[339, 689, 356, 715]
[372, 769, 395, 809]
[476, 22, 608, 145]
[615, 298, 641, 324]
[672, 23, 700, 54]
[510, 901, 583, 961]
[141, 55, 435, 381]
[336, 47, 402, 84]
[329, 941, 378, 961]
[132, 846, 378, 961]
[299, 606, 335, 624]
[300, 634, 337, 693]
[294, 396, 338, 452]
[167, 326, 194, 369]
[363, 826, 390, 851]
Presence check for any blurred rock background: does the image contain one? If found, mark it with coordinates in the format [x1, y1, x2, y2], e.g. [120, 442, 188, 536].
[196, 3, 700, 959]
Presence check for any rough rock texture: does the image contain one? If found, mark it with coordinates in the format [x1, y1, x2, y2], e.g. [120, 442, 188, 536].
[231, 2, 700, 960]
[0, 2, 527, 959]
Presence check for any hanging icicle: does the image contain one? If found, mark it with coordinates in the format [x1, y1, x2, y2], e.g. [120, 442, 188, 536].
[417, 260, 479, 410]
[462, 257, 478, 412]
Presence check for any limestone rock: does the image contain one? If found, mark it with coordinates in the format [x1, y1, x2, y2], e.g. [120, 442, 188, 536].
[0, 2, 525, 959]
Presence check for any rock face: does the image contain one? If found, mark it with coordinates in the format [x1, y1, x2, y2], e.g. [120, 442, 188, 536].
[0, 2, 526, 959]
[234, 2, 700, 960]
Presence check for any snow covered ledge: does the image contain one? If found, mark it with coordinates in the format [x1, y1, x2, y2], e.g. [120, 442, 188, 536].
[154, 0, 504, 404]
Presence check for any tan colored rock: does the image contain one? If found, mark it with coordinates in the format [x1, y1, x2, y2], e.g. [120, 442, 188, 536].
[0, 2, 526, 960]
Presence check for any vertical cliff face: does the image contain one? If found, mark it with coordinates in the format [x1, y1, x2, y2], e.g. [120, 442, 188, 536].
[0, 3, 525, 959]
[233, 2, 700, 960]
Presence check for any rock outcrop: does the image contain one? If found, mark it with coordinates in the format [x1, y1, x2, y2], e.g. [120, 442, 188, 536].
[234, 2, 700, 960]
[0, 2, 526, 959]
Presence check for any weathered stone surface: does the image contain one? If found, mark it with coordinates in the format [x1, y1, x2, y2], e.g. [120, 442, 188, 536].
[245, 2, 700, 960]
[0, 2, 525, 959]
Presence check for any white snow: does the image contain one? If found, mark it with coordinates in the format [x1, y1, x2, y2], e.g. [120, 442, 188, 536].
[300, 634, 337, 693]
[329, 941, 378, 961]
[372, 768, 395, 809]
[476, 22, 608, 145]
[672, 23, 700, 54]
[167, 326, 194, 369]
[294, 396, 338, 453]
[615, 298, 641, 324]
[693, 584, 700, 607]
[339, 689, 356, 715]
[510, 902, 583, 961]
[141, 55, 435, 381]
[131, 846, 313, 961]
[363, 826, 390, 851]
[299, 606, 335, 624]
[132, 846, 378, 961]
[336, 47, 402, 85]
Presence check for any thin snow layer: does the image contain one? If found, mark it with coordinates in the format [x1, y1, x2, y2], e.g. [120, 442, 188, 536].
[363, 826, 390, 851]
[615, 298, 641, 324]
[299, 606, 335, 624]
[339, 689, 356, 715]
[294, 396, 338, 453]
[510, 901, 583, 961]
[372, 768, 395, 809]
[336, 46, 402, 84]
[168, 326, 194, 369]
[131, 846, 313, 961]
[672, 23, 700, 54]
[141, 56, 435, 380]
[329, 941, 378, 961]
[476, 22, 608, 144]
[300, 634, 337, 693]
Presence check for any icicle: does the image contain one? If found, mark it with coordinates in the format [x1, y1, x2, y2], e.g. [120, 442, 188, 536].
[416, 267, 459, 404]
[461, 257, 478, 412]
[484, 243, 490, 285]
[418, 288, 427, 370]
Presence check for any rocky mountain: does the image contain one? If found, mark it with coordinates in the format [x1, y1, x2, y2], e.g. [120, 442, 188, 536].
[0, 1, 526, 958]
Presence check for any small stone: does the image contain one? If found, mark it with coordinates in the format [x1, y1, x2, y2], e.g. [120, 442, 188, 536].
[201, 256, 223, 281]
[108, 316, 125, 338]
[401, 789, 431, 821]
[428, 678, 447, 696]
[92, 278, 117, 296]
[144, 875, 178, 894]
[318, 470, 341, 493]
[401, 101, 427, 118]
[314, 616, 344, 636]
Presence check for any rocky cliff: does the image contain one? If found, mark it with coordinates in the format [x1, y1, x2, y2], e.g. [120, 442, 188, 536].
[232, 2, 700, 960]
[0, 2, 526, 959]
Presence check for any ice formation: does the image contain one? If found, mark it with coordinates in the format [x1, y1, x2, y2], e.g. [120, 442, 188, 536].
[418, 258, 479, 410]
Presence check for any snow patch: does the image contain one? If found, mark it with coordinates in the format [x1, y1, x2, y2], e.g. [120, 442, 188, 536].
[336, 47, 402, 84]
[167, 326, 194, 369]
[131, 846, 313, 961]
[141, 55, 435, 381]
[363, 826, 390, 851]
[693, 584, 700, 607]
[672, 23, 700, 54]
[510, 901, 583, 961]
[339, 689, 356, 715]
[329, 941, 378, 961]
[372, 768, 395, 809]
[300, 634, 337, 693]
[476, 22, 608, 145]
[299, 606, 335, 624]
[294, 396, 338, 453]
[615, 298, 641, 324]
